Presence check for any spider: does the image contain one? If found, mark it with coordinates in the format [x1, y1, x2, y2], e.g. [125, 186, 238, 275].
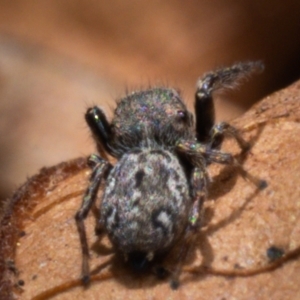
[75, 61, 266, 289]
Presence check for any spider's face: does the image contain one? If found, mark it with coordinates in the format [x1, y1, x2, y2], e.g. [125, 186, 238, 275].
[109, 88, 195, 155]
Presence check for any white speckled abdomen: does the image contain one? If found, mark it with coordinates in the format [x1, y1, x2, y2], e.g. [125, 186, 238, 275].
[100, 149, 191, 256]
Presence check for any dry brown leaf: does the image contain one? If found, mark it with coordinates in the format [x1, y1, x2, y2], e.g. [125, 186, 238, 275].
[1, 80, 300, 300]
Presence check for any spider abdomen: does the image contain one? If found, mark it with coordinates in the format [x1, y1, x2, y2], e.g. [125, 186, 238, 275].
[101, 149, 191, 258]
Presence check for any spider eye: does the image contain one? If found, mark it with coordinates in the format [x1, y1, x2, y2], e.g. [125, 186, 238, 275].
[177, 110, 188, 122]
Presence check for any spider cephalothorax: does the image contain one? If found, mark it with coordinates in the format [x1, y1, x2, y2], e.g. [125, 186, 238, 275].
[75, 61, 265, 287]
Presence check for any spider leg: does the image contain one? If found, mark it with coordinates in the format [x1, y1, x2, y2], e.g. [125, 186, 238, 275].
[195, 61, 263, 143]
[173, 137, 267, 283]
[209, 121, 250, 150]
[75, 154, 112, 284]
[170, 164, 209, 289]
[205, 148, 266, 188]
[188, 165, 210, 229]
[85, 106, 114, 156]
[195, 76, 215, 143]
[177, 141, 267, 189]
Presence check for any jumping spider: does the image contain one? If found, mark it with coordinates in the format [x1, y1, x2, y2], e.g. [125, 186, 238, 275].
[75, 61, 265, 288]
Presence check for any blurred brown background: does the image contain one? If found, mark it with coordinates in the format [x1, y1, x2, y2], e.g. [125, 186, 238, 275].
[0, 1, 300, 200]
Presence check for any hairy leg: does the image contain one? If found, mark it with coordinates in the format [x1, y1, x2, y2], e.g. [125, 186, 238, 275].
[195, 61, 263, 143]
[75, 154, 111, 284]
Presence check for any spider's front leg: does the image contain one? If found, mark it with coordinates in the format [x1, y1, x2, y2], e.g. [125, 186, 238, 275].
[195, 61, 263, 145]
[75, 155, 111, 284]
[85, 106, 114, 156]
[76, 106, 114, 284]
